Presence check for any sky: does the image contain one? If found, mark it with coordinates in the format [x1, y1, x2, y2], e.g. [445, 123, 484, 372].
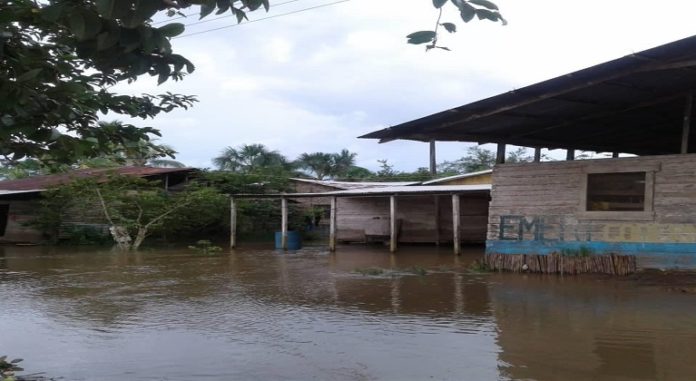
[115, 0, 696, 171]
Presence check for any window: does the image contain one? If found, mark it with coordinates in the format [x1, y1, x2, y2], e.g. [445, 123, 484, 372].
[586, 172, 646, 212]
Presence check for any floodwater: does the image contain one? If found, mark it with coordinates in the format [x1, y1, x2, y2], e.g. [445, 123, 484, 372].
[1, 245, 696, 381]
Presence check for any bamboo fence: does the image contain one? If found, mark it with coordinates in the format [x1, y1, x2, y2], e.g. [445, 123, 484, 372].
[484, 253, 637, 276]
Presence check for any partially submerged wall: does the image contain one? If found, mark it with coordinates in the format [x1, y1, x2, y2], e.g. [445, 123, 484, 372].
[487, 154, 696, 268]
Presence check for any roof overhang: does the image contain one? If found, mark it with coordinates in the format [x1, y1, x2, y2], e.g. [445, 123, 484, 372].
[359, 35, 696, 155]
[232, 184, 491, 199]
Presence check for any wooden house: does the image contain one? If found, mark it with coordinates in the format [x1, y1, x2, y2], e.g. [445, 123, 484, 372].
[360, 35, 696, 268]
[0, 167, 196, 243]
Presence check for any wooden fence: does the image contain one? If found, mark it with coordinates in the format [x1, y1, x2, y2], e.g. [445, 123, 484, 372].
[484, 253, 637, 276]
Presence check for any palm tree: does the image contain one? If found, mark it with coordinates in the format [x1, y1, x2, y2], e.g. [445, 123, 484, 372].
[213, 144, 291, 173]
[296, 149, 357, 180]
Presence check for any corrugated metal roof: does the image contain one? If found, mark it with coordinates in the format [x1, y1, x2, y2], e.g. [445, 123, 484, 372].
[290, 178, 420, 190]
[422, 169, 493, 185]
[0, 167, 196, 191]
[359, 35, 696, 155]
[233, 184, 491, 199]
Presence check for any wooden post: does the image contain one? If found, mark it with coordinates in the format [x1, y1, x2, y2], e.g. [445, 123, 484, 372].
[682, 92, 693, 154]
[566, 149, 575, 161]
[533, 148, 541, 162]
[390, 195, 397, 253]
[429, 140, 437, 175]
[434, 196, 441, 246]
[229, 197, 237, 248]
[281, 197, 288, 250]
[329, 196, 337, 252]
[452, 194, 461, 255]
[496, 143, 506, 164]
[612, 152, 619, 158]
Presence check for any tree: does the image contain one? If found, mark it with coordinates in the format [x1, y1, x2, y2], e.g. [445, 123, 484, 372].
[438, 146, 533, 173]
[37, 175, 224, 250]
[407, 0, 505, 51]
[295, 149, 357, 180]
[213, 144, 292, 174]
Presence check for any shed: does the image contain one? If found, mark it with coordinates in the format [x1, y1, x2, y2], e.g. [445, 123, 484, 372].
[360, 35, 696, 268]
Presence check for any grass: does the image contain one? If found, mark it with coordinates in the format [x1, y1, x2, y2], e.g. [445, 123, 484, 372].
[467, 260, 490, 273]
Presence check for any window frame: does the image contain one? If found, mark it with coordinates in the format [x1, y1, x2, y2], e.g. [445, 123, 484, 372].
[578, 163, 658, 221]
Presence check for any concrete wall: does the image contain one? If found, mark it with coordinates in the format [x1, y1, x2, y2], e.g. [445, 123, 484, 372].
[486, 153, 696, 268]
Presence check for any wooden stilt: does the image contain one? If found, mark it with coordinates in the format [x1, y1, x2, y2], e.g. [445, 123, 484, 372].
[434, 196, 441, 246]
[452, 194, 461, 255]
[682, 91, 693, 154]
[612, 152, 619, 158]
[281, 197, 288, 250]
[429, 140, 437, 175]
[329, 196, 337, 252]
[534, 147, 541, 162]
[390, 195, 397, 253]
[566, 149, 575, 160]
[230, 197, 237, 248]
[496, 144, 506, 164]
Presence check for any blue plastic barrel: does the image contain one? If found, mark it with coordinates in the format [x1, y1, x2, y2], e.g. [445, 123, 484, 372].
[275, 231, 302, 250]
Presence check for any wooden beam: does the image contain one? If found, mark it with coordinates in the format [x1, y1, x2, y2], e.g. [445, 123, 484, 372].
[612, 152, 619, 158]
[329, 196, 337, 252]
[452, 194, 461, 255]
[534, 147, 542, 162]
[230, 197, 237, 248]
[429, 140, 437, 175]
[682, 91, 693, 154]
[390, 195, 397, 253]
[496, 143, 506, 164]
[281, 197, 288, 250]
[566, 149, 575, 161]
[434, 196, 440, 246]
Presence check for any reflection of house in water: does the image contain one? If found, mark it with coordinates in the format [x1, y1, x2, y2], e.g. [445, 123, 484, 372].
[0, 167, 196, 243]
[488, 277, 696, 380]
[361, 35, 696, 269]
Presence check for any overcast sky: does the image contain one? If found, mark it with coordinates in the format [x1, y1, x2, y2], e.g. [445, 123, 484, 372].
[116, 0, 696, 171]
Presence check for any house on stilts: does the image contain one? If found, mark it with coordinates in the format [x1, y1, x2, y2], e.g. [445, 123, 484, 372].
[359, 34, 696, 269]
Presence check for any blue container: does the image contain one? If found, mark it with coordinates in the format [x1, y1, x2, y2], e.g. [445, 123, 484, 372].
[275, 231, 302, 250]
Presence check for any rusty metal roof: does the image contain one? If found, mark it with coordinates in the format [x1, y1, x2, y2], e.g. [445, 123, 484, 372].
[359, 35, 696, 155]
[0, 167, 196, 191]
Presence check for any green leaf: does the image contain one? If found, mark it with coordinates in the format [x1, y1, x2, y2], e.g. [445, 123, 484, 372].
[432, 0, 447, 8]
[1, 115, 15, 126]
[406, 31, 437, 45]
[475, 8, 501, 22]
[200, 0, 216, 19]
[441, 22, 456, 33]
[41, 4, 65, 22]
[97, 30, 120, 50]
[459, 3, 476, 22]
[16, 68, 42, 82]
[468, 0, 499, 10]
[158, 23, 185, 37]
[69, 12, 86, 39]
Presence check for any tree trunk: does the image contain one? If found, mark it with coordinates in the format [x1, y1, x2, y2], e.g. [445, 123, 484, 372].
[132, 228, 148, 251]
[109, 225, 132, 250]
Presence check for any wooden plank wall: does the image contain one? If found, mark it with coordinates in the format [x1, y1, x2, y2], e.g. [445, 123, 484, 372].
[0, 199, 44, 243]
[487, 153, 696, 267]
[337, 195, 489, 243]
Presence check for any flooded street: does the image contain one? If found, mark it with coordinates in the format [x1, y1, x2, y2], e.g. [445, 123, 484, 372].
[1, 245, 696, 380]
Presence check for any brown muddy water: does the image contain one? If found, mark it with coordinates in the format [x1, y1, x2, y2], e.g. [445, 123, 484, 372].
[1, 244, 696, 381]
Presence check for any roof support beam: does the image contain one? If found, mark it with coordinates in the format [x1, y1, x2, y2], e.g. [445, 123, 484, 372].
[682, 91, 693, 154]
[496, 143, 506, 164]
[429, 140, 437, 175]
[534, 148, 542, 162]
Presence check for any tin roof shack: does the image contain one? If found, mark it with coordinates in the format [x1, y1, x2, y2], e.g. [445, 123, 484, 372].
[231, 183, 491, 254]
[360, 35, 696, 269]
[0, 167, 196, 243]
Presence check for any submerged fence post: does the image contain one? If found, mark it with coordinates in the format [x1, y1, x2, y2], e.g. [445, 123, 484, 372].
[390, 195, 397, 253]
[452, 194, 462, 255]
[281, 197, 288, 250]
[329, 196, 337, 252]
[452, 194, 461, 255]
[230, 197, 237, 248]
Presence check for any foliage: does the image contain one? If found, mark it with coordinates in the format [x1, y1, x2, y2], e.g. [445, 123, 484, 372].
[0, 356, 23, 381]
[376, 159, 397, 178]
[403, 266, 428, 276]
[408, 0, 506, 50]
[438, 146, 533, 173]
[467, 259, 490, 273]
[35, 174, 225, 249]
[213, 144, 294, 174]
[337, 165, 374, 181]
[353, 267, 385, 276]
[296, 149, 357, 180]
[188, 239, 222, 254]
[1, 0, 277, 165]
[59, 224, 112, 245]
[560, 246, 594, 257]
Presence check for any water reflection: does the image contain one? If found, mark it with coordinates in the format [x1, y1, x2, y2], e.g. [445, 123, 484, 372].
[0, 245, 695, 380]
